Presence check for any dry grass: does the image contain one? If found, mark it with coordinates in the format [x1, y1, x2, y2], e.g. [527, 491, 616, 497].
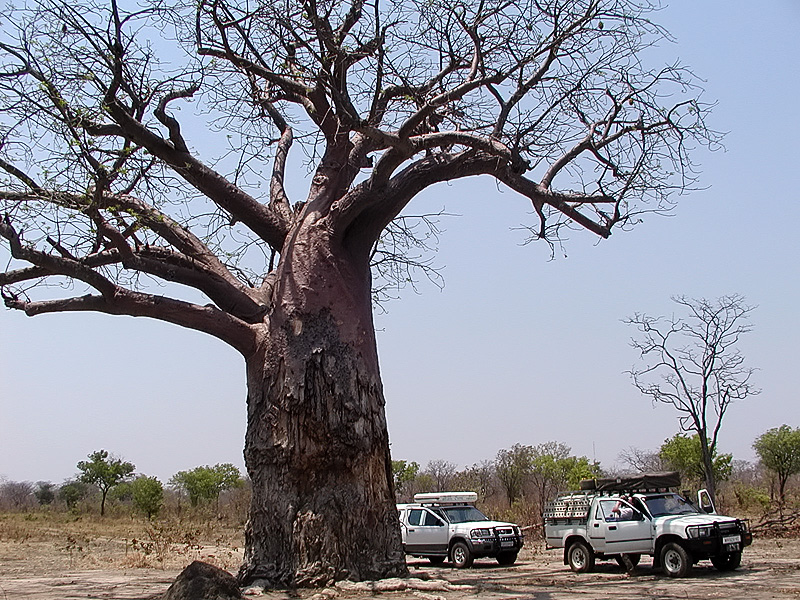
[0, 511, 244, 574]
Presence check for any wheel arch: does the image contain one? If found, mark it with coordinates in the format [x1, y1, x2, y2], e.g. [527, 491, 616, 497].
[563, 535, 590, 565]
[448, 535, 470, 553]
[654, 534, 686, 567]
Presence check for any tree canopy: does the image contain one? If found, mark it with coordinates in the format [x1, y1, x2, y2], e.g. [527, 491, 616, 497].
[129, 475, 165, 519]
[659, 433, 732, 488]
[76, 449, 135, 515]
[170, 463, 243, 507]
[496, 442, 599, 507]
[0, 0, 714, 332]
[753, 425, 800, 504]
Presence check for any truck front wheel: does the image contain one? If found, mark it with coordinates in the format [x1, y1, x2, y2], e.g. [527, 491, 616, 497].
[496, 551, 518, 566]
[711, 552, 742, 571]
[451, 541, 473, 568]
[660, 542, 691, 577]
[567, 540, 595, 573]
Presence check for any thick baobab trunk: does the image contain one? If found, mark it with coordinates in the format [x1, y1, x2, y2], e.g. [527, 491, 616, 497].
[238, 218, 407, 587]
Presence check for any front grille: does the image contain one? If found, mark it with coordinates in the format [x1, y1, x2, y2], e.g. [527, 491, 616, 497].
[718, 522, 738, 535]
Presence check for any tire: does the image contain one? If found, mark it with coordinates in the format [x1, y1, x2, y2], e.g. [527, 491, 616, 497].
[660, 542, 691, 578]
[567, 540, 595, 573]
[450, 541, 474, 569]
[615, 553, 641, 570]
[428, 556, 446, 565]
[496, 551, 518, 566]
[711, 552, 742, 571]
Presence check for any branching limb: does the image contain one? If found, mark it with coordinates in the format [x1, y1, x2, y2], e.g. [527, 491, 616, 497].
[103, 97, 290, 249]
[1, 214, 117, 297]
[154, 85, 201, 154]
[0, 158, 44, 194]
[2, 191, 269, 321]
[1, 212, 262, 341]
[3, 289, 256, 355]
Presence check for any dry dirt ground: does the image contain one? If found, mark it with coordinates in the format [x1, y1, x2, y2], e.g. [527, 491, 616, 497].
[1, 515, 799, 600]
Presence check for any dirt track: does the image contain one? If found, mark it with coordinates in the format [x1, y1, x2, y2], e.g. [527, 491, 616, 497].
[2, 537, 800, 600]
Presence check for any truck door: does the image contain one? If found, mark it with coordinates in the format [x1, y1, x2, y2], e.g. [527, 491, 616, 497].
[697, 489, 716, 514]
[596, 499, 653, 555]
[404, 508, 449, 555]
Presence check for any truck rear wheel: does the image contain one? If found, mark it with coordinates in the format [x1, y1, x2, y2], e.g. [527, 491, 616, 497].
[660, 542, 691, 577]
[451, 541, 473, 568]
[711, 552, 741, 571]
[567, 540, 595, 573]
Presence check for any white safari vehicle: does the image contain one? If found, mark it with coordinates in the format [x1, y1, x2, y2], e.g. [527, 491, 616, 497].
[397, 492, 524, 568]
[543, 473, 752, 577]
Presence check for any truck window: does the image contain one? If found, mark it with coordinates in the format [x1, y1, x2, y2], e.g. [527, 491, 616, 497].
[408, 509, 423, 526]
[599, 499, 637, 521]
[643, 494, 699, 517]
[440, 506, 489, 523]
[423, 510, 445, 526]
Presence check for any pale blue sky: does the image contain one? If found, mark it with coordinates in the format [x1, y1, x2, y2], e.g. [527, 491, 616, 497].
[1, 0, 798, 484]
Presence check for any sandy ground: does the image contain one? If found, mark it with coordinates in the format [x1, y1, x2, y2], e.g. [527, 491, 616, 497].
[2, 527, 800, 600]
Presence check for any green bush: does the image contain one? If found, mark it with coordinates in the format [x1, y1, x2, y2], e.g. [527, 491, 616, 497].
[131, 476, 164, 519]
[731, 483, 771, 513]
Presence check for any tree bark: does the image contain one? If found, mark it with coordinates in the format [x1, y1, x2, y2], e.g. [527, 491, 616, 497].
[699, 432, 717, 502]
[238, 216, 407, 587]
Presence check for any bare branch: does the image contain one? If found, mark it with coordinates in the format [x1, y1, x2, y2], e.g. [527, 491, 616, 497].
[4, 290, 255, 355]
[154, 84, 201, 154]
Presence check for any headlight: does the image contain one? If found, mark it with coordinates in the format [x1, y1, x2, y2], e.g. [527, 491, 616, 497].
[687, 525, 713, 539]
[470, 528, 493, 539]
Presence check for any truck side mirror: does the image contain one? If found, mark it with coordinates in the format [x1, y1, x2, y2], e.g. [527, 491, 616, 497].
[697, 489, 715, 514]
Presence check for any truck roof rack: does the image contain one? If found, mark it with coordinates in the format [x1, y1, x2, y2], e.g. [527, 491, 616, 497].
[413, 491, 478, 505]
[579, 471, 681, 493]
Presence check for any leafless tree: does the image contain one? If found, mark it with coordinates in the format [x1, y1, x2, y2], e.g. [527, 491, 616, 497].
[617, 446, 665, 473]
[626, 295, 758, 501]
[495, 444, 534, 505]
[424, 459, 457, 492]
[452, 461, 498, 503]
[1, 0, 715, 585]
[0, 480, 35, 510]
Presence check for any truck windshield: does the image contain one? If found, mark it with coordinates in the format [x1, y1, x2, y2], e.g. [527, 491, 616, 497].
[643, 494, 700, 517]
[438, 506, 489, 523]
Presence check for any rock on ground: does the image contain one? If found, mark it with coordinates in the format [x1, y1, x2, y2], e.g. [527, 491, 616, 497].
[163, 560, 243, 600]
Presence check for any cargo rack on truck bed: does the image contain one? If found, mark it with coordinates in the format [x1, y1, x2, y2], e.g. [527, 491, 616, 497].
[542, 492, 592, 521]
[543, 472, 683, 523]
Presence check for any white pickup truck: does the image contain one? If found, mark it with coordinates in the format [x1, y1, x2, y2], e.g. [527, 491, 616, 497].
[397, 492, 524, 568]
[543, 473, 752, 577]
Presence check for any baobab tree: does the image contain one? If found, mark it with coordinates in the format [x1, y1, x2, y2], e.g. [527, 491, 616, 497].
[1, 0, 714, 586]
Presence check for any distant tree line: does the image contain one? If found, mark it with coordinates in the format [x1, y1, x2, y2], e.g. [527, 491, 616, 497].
[0, 450, 245, 520]
[3, 426, 800, 531]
